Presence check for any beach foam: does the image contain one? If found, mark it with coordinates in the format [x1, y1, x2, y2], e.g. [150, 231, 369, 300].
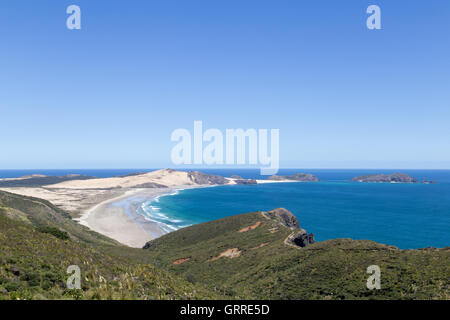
[140, 190, 188, 233]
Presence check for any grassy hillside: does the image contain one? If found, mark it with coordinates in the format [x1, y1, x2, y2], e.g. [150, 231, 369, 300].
[0, 190, 117, 246]
[0, 175, 94, 188]
[0, 190, 220, 300]
[143, 209, 450, 300]
[1, 189, 448, 300]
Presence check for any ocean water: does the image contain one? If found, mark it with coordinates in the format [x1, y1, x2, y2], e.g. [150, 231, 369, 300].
[0, 169, 157, 179]
[2, 168, 449, 249]
[140, 169, 450, 249]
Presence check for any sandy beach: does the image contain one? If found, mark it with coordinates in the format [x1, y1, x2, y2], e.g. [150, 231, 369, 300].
[75, 185, 213, 248]
[75, 188, 171, 248]
[0, 169, 297, 248]
[74, 182, 298, 248]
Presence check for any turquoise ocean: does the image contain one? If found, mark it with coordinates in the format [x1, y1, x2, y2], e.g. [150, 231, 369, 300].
[1, 169, 449, 249]
[140, 169, 450, 249]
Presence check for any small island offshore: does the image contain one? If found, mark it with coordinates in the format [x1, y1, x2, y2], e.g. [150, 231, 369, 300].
[0, 169, 448, 300]
[267, 173, 320, 182]
[352, 173, 436, 184]
[1, 0, 449, 309]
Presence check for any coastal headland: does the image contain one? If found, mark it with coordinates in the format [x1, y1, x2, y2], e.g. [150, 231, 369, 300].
[0, 171, 448, 300]
[0, 169, 310, 247]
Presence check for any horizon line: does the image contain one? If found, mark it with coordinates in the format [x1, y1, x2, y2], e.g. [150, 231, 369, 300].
[1, 167, 450, 171]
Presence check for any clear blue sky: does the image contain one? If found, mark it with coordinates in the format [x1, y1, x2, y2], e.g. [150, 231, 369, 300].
[0, 0, 449, 169]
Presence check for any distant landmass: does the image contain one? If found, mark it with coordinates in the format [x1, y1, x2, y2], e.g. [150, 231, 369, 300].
[0, 174, 448, 300]
[0, 174, 94, 188]
[267, 173, 319, 182]
[234, 179, 258, 185]
[352, 173, 436, 184]
[0, 169, 301, 223]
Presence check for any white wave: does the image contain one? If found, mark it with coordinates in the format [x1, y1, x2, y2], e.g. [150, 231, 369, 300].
[164, 224, 179, 231]
[135, 189, 193, 235]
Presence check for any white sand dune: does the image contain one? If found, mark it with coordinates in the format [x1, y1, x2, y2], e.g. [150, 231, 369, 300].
[46, 169, 195, 189]
[1, 169, 294, 248]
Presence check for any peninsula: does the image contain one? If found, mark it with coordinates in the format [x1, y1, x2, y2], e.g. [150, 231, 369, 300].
[0, 169, 296, 247]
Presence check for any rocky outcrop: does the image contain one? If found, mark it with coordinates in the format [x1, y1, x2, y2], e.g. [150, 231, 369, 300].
[230, 175, 243, 179]
[187, 171, 229, 185]
[234, 179, 257, 185]
[352, 173, 418, 183]
[291, 231, 315, 247]
[263, 208, 300, 229]
[142, 241, 153, 249]
[263, 208, 315, 248]
[267, 173, 319, 182]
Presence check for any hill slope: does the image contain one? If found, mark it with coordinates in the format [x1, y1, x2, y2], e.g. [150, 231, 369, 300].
[0, 174, 94, 188]
[0, 190, 117, 246]
[1, 189, 448, 300]
[143, 209, 450, 300]
[0, 190, 220, 300]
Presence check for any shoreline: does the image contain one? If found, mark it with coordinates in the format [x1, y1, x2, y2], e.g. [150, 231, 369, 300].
[0, 169, 303, 249]
[75, 184, 215, 248]
[74, 188, 163, 248]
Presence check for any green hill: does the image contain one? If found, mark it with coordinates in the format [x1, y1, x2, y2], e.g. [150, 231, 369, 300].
[0, 174, 94, 188]
[143, 209, 449, 300]
[0, 190, 448, 300]
[0, 190, 116, 246]
[0, 190, 220, 300]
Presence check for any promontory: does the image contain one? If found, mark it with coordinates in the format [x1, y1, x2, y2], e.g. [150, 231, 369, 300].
[267, 173, 319, 182]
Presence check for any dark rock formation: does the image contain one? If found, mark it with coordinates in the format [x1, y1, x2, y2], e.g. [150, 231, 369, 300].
[292, 231, 315, 247]
[267, 173, 319, 182]
[264, 208, 315, 247]
[143, 241, 154, 249]
[230, 175, 243, 179]
[422, 179, 437, 184]
[234, 179, 257, 185]
[264, 208, 300, 229]
[352, 173, 418, 183]
[188, 171, 228, 185]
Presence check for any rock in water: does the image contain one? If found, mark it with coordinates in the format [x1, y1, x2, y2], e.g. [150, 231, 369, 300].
[234, 179, 257, 185]
[267, 173, 319, 182]
[352, 173, 418, 183]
